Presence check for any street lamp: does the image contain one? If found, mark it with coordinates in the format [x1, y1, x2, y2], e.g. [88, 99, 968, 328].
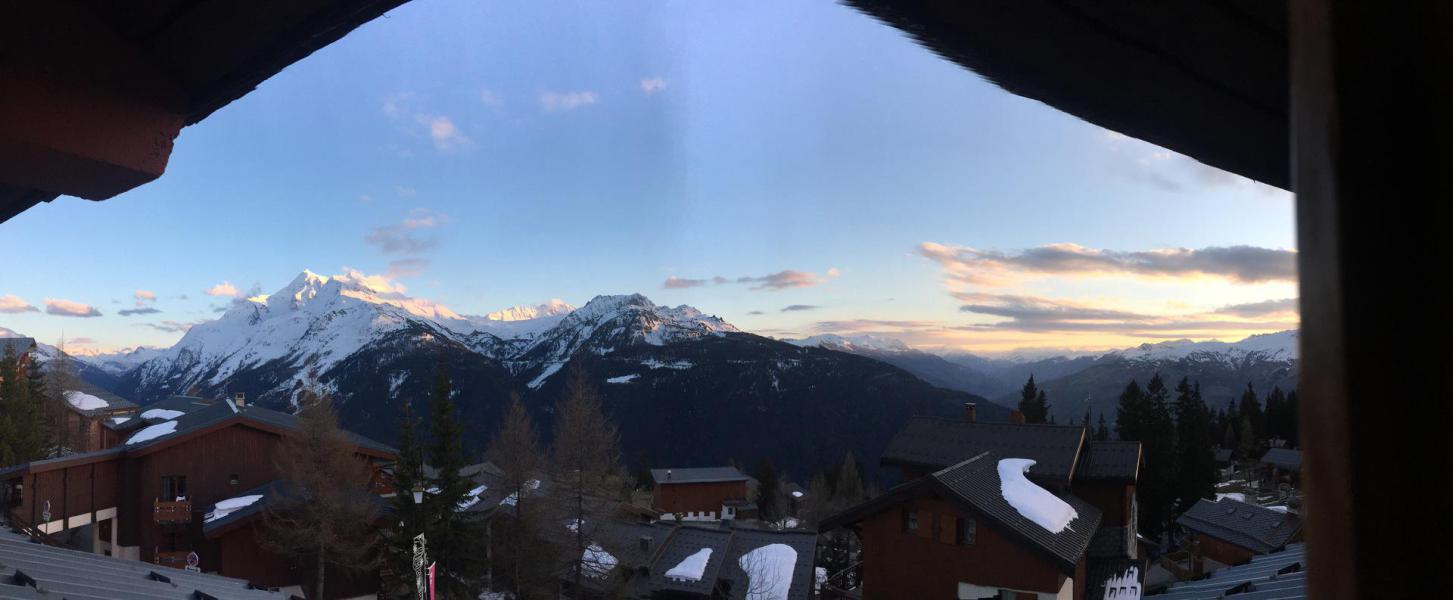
[412, 483, 424, 505]
[410, 483, 427, 600]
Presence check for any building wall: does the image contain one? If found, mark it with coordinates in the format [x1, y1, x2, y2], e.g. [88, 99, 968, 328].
[1072, 481, 1134, 528]
[1195, 533, 1256, 566]
[653, 480, 747, 515]
[8, 458, 120, 532]
[858, 495, 1071, 599]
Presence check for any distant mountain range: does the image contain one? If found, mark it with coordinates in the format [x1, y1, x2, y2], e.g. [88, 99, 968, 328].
[16, 272, 997, 478]
[791, 331, 1299, 425]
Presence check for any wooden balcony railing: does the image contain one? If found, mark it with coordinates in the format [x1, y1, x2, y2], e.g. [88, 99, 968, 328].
[154, 499, 192, 525]
[154, 549, 192, 569]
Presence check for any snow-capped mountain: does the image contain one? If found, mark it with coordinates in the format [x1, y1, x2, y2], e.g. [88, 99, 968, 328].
[1108, 330, 1298, 363]
[789, 333, 911, 353]
[103, 269, 994, 477]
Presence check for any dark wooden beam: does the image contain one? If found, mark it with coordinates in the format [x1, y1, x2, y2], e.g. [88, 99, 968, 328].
[1291, 1, 1453, 598]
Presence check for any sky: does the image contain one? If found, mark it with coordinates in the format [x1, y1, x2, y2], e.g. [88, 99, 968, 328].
[0, 0, 1297, 355]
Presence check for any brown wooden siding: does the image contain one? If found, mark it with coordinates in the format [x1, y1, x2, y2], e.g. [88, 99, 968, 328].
[858, 494, 1072, 599]
[1073, 481, 1134, 528]
[653, 480, 748, 515]
[1195, 532, 1257, 566]
[10, 458, 120, 527]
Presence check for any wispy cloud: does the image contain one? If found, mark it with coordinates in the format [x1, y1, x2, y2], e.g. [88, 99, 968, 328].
[1100, 128, 1289, 197]
[395, 186, 417, 197]
[118, 307, 162, 316]
[951, 291, 1297, 335]
[813, 319, 942, 333]
[133, 290, 157, 306]
[69, 337, 97, 346]
[140, 319, 209, 333]
[781, 304, 819, 312]
[640, 77, 667, 94]
[540, 90, 599, 112]
[365, 210, 446, 255]
[480, 89, 505, 110]
[1212, 297, 1298, 317]
[44, 298, 102, 317]
[204, 281, 241, 298]
[385, 258, 431, 279]
[746, 310, 765, 316]
[0, 294, 38, 313]
[663, 269, 835, 292]
[415, 114, 473, 153]
[663, 276, 728, 289]
[917, 242, 1296, 286]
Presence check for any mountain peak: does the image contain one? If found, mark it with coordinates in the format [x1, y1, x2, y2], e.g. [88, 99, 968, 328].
[790, 333, 911, 353]
[484, 299, 576, 322]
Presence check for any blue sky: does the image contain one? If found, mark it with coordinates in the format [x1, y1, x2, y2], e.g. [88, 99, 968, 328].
[1, 0, 1296, 354]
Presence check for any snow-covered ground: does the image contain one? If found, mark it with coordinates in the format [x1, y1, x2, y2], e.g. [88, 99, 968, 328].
[998, 458, 1078, 533]
[606, 374, 639, 384]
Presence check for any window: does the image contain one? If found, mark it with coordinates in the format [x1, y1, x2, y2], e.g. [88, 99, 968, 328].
[161, 475, 187, 500]
[956, 517, 977, 545]
[902, 509, 918, 533]
[229, 474, 239, 486]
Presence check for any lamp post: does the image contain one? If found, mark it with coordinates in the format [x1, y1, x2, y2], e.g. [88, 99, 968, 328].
[411, 484, 427, 600]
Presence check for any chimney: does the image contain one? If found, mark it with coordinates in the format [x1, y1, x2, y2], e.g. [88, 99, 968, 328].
[1010, 409, 1025, 425]
[639, 535, 653, 554]
[666, 469, 673, 481]
[234, 392, 246, 408]
[964, 402, 977, 423]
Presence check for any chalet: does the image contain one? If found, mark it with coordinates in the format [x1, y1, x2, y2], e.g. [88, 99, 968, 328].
[1176, 498, 1303, 567]
[1149, 542, 1306, 599]
[56, 382, 140, 453]
[0, 337, 37, 379]
[651, 466, 753, 521]
[0, 394, 395, 596]
[821, 405, 1142, 599]
[572, 521, 818, 599]
[1258, 448, 1302, 487]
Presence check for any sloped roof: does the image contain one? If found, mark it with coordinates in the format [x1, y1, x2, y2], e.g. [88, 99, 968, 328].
[652, 466, 751, 485]
[61, 381, 139, 416]
[0, 337, 36, 357]
[1213, 448, 1234, 463]
[608, 522, 817, 600]
[1177, 498, 1302, 554]
[1260, 447, 1302, 470]
[649, 524, 733, 596]
[144, 394, 216, 414]
[0, 529, 281, 599]
[823, 451, 1102, 573]
[1151, 543, 1307, 599]
[881, 417, 1087, 484]
[1077, 441, 1142, 481]
[122, 399, 395, 456]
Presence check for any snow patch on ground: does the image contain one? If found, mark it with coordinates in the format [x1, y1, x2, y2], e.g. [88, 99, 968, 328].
[666, 547, 713, 582]
[140, 408, 185, 421]
[527, 362, 565, 389]
[388, 371, 409, 396]
[458, 485, 488, 510]
[998, 458, 1078, 533]
[642, 358, 693, 370]
[606, 374, 639, 384]
[125, 420, 178, 445]
[64, 390, 109, 411]
[206, 494, 264, 523]
[738, 544, 796, 600]
[500, 479, 540, 507]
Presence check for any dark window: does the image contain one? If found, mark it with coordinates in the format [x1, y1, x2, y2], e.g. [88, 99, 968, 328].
[902, 509, 918, 533]
[956, 517, 976, 545]
[161, 475, 187, 500]
[229, 474, 240, 486]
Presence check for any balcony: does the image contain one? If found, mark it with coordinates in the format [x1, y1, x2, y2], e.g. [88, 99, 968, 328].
[153, 499, 192, 525]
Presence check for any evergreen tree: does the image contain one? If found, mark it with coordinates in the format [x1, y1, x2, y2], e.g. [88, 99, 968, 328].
[384, 400, 425, 599]
[550, 366, 624, 596]
[1018, 376, 1050, 423]
[1173, 379, 1216, 511]
[1237, 383, 1266, 445]
[486, 395, 553, 599]
[424, 360, 489, 598]
[0, 346, 46, 466]
[1285, 390, 1300, 447]
[1264, 387, 1292, 445]
[1137, 374, 1177, 538]
[1094, 413, 1110, 441]
[1236, 414, 1259, 461]
[1115, 379, 1148, 442]
[260, 372, 380, 600]
[754, 458, 783, 523]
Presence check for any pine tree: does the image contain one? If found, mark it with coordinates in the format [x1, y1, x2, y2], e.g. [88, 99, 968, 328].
[423, 360, 489, 598]
[1236, 414, 1259, 461]
[1115, 379, 1148, 442]
[1285, 390, 1300, 447]
[1264, 387, 1291, 445]
[0, 346, 46, 466]
[486, 395, 552, 599]
[1018, 376, 1050, 423]
[550, 366, 624, 596]
[1137, 374, 1177, 538]
[754, 458, 783, 523]
[1173, 379, 1216, 511]
[1237, 383, 1266, 446]
[1094, 413, 1110, 441]
[384, 400, 425, 599]
[260, 371, 380, 600]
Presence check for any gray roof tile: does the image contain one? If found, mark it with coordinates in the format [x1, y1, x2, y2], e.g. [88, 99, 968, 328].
[1177, 498, 1302, 554]
[652, 466, 750, 485]
[1078, 441, 1141, 481]
[1260, 448, 1301, 470]
[881, 417, 1086, 484]
[1150, 543, 1306, 599]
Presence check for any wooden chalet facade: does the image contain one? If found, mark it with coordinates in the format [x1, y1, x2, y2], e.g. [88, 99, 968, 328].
[821, 406, 1143, 600]
[0, 395, 395, 595]
[651, 466, 753, 521]
[56, 382, 141, 453]
[1176, 498, 1303, 567]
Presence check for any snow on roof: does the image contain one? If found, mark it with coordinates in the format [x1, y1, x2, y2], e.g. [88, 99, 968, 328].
[583, 543, 618, 578]
[738, 543, 797, 600]
[791, 491, 803, 498]
[140, 408, 185, 421]
[500, 479, 540, 507]
[458, 484, 488, 510]
[205, 494, 264, 523]
[606, 374, 639, 384]
[1216, 492, 1246, 503]
[1101, 566, 1141, 600]
[64, 390, 109, 411]
[998, 458, 1078, 534]
[125, 420, 179, 445]
[665, 547, 713, 582]
[111, 416, 131, 425]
